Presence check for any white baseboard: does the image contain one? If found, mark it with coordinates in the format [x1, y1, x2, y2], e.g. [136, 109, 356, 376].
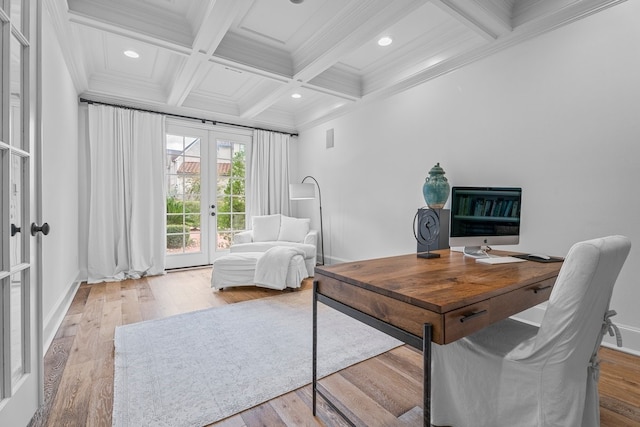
[324, 255, 349, 266]
[43, 280, 81, 353]
[513, 305, 640, 356]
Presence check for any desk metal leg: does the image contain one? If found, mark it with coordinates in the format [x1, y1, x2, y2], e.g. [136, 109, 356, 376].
[312, 280, 318, 416]
[423, 323, 432, 427]
[313, 282, 432, 427]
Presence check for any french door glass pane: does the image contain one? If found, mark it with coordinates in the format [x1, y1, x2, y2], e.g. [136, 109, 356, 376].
[216, 140, 246, 249]
[166, 134, 202, 254]
[10, 154, 24, 267]
[10, 33, 23, 150]
[10, 272, 23, 388]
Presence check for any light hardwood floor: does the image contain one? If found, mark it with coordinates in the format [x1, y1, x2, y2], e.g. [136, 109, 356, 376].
[29, 268, 640, 427]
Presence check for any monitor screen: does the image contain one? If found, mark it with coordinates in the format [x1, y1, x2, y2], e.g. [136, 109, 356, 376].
[449, 187, 522, 256]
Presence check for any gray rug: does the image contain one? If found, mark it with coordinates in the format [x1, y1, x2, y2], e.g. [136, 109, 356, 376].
[112, 290, 402, 426]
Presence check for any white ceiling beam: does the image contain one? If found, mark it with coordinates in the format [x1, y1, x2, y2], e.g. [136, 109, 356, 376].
[234, 0, 425, 121]
[166, 56, 213, 107]
[166, 0, 248, 106]
[238, 83, 301, 119]
[205, 55, 296, 120]
[429, 0, 503, 41]
[291, 0, 426, 82]
[192, 0, 253, 57]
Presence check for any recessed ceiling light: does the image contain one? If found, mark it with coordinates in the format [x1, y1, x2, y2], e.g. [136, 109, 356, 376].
[291, 93, 302, 99]
[377, 36, 393, 47]
[290, 0, 304, 4]
[124, 50, 140, 58]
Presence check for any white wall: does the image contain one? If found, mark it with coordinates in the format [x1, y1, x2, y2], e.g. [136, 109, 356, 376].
[41, 9, 81, 349]
[294, 2, 640, 352]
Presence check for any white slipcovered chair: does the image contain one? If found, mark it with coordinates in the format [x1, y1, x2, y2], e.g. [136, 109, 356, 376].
[230, 214, 318, 276]
[431, 235, 631, 427]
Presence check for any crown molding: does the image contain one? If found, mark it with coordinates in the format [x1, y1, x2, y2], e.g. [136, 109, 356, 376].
[43, 0, 89, 93]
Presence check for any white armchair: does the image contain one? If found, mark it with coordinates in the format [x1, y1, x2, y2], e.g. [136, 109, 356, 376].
[230, 214, 318, 276]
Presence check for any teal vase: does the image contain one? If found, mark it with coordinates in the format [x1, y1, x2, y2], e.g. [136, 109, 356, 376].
[422, 163, 450, 209]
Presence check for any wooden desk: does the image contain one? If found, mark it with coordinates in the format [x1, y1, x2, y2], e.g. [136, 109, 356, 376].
[311, 249, 563, 426]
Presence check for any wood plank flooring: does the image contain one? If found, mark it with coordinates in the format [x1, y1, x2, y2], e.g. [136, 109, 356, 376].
[29, 268, 640, 427]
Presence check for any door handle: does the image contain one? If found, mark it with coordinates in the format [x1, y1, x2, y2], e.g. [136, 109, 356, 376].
[31, 222, 50, 236]
[11, 224, 21, 236]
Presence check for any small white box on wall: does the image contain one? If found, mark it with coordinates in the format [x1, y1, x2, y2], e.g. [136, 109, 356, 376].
[326, 128, 334, 149]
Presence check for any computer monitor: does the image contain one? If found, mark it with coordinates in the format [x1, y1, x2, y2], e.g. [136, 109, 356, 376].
[449, 186, 522, 257]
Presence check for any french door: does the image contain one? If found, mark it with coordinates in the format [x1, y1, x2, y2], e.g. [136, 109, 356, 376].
[0, 0, 42, 425]
[164, 121, 250, 269]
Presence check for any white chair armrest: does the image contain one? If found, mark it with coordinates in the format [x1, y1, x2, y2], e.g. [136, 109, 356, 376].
[233, 230, 253, 244]
[304, 229, 319, 247]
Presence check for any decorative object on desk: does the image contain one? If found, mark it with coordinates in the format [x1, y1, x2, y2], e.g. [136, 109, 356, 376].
[414, 208, 449, 258]
[423, 162, 450, 209]
[290, 176, 325, 265]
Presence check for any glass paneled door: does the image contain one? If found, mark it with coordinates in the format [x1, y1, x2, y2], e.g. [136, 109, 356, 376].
[211, 131, 250, 251]
[164, 123, 250, 269]
[165, 124, 209, 268]
[0, 0, 42, 425]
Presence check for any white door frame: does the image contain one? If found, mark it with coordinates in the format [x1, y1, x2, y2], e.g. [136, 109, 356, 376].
[0, 0, 43, 425]
[164, 120, 252, 269]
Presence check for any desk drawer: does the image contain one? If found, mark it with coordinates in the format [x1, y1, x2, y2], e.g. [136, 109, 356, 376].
[443, 277, 556, 344]
[489, 277, 556, 323]
[444, 302, 491, 343]
[316, 275, 445, 343]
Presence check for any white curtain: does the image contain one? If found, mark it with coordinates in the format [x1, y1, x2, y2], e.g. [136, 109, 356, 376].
[248, 130, 291, 218]
[86, 105, 166, 283]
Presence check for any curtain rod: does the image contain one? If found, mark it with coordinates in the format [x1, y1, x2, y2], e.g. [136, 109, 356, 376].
[78, 97, 298, 137]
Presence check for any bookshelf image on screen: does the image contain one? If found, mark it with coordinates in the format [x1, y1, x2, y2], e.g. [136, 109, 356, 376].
[449, 187, 522, 257]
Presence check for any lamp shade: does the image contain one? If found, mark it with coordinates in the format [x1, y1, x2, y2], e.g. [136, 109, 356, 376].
[290, 183, 316, 200]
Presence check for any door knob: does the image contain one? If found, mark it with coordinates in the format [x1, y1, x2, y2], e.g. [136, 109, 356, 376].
[31, 222, 50, 236]
[11, 224, 21, 236]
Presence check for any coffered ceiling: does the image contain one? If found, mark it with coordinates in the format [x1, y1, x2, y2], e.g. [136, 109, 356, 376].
[47, 0, 624, 134]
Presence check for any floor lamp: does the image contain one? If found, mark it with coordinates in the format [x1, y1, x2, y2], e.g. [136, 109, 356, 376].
[290, 176, 325, 265]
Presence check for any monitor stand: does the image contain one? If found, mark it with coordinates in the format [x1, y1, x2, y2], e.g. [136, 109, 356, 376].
[463, 246, 488, 258]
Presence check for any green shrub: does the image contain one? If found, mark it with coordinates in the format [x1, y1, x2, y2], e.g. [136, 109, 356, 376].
[166, 197, 183, 214]
[166, 197, 201, 228]
[184, 201, 200, 213]
[166, 224, 190, 249]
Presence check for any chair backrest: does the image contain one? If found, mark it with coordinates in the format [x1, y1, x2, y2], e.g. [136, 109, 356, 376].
[527, 235, 631, 366]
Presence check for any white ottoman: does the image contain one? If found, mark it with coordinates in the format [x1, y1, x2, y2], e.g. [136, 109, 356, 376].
[211, 252, 307, 290]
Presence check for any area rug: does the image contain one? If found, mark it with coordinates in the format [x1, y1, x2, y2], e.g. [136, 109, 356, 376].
[112, 290, 402, 427]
